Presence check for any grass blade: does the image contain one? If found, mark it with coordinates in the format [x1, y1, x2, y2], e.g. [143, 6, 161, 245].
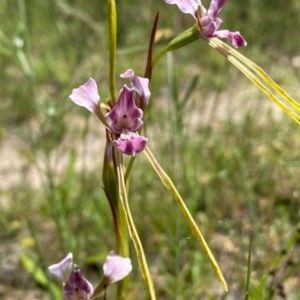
[144, 146, 228, 291]
[115, 150, 156, 300]
[208, 38, 300, 125]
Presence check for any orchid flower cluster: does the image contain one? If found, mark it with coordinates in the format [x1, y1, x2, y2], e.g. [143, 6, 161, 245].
[47, 0, 277, 299]
[48, 252, 132, 299]
[69, 69, 150, 156]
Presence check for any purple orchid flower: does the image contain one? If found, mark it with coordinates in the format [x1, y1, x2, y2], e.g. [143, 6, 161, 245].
[69, 70, 150, 156]
[49, 252, 132, 299]
[105, 85, 148, 156]
[164, 0, 247, 48]
[48, 253, 94, 300]
[63, 267, 94, 300]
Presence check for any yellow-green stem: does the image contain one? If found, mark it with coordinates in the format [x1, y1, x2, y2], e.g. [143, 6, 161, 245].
[115, 149, 156, 300]
[208, 38, 300, 125]
[107, 0, 117, 102]
[144, 146, 228, 291]
[101, 138, 129, 300]
[152, 26, 199, 68]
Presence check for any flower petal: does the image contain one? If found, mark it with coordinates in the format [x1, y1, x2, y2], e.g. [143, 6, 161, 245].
[163, 0, 201, 19]
[103, 251, 132, 284]
[63, 268, 94, 300]
[215, 30, 247, 48]
[69, 78, 100, 114]
[121, 69, 151, 108]
[200, 15, 221, 37]
[106, 85, 143, 134]
[113, 132, 148, 156]
[207, 0, 226, 18]
[48, 253, 73, 283]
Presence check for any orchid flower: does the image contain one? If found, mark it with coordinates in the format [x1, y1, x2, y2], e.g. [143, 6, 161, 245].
[164, 0, 247, 48]
[63, 267, 94, 300]
[49, 252, 132, 299]
[48, 253, 94, 300]
[105, 85, 148, 156]
[69, 70, 150, 156]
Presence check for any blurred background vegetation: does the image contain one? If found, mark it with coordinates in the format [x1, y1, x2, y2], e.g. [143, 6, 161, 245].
[1, 0, 300, 299]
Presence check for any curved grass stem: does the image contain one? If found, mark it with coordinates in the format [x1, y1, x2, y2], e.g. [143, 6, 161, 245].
[115, 149, 156, 300]
[208, 38, 300, 125]
[144, 146, 228, 291]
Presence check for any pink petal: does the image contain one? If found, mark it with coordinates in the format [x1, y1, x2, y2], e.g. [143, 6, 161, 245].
[106, 86, 143, 134]
[121, 69, 151, 108]
[114, 132, 148, 156]
[48, 253, 73, 283]
[216, 30, 247, 48]
[69, 78, 100, 114]
[103, 251, 132, 284]
[207, 0, 226, 18]
[164, 0, 201, 19]
[120, 69, 135, 79]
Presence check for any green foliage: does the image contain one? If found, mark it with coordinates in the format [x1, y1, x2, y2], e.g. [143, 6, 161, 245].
[1, 0, 300, 299]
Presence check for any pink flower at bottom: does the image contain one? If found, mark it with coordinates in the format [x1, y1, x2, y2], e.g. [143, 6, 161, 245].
[63, 267, 94, 300]
[103, 251, 132, 285]
[48, 254, 93, 300]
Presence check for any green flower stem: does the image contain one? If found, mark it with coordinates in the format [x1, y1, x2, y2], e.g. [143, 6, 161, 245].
[208, 38, 300, 125]
[115, 149, 156, 300]
[144, 146, 228, 292]
[102, 137, 129, 300]
[152, 26, 199, 68]
[107, 0, 117, 102]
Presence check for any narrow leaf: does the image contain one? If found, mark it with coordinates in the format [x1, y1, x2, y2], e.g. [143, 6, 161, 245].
[144, 146, 228, 291]
[208, 38, 300, 125]
[115, 149, 156, 299]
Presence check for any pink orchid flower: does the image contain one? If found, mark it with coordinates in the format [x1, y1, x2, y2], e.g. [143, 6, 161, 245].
[69, 70, 150, 156]
[164, 0, 247, 48]
[49, 252, 132, 299]
[48, 253, 93, 300]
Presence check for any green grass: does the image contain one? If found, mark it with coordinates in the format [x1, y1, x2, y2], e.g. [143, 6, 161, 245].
[1, 0, 300, 299]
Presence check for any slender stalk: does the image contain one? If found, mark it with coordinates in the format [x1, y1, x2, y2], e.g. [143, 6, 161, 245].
[107, 0, 117, 102]
[115, 149, 156, 300]
[152, 26, 199, 68]
[102, 137, 129, 300]
[144, 146, 228, 291]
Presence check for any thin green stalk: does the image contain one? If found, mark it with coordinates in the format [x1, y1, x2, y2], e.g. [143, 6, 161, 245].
[115, 149, 156, 300]
[144, 146, 228, 291]
[102, 137, 129, 300]
[152, 26, 199, 68]
[107, 0, 117, 102]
